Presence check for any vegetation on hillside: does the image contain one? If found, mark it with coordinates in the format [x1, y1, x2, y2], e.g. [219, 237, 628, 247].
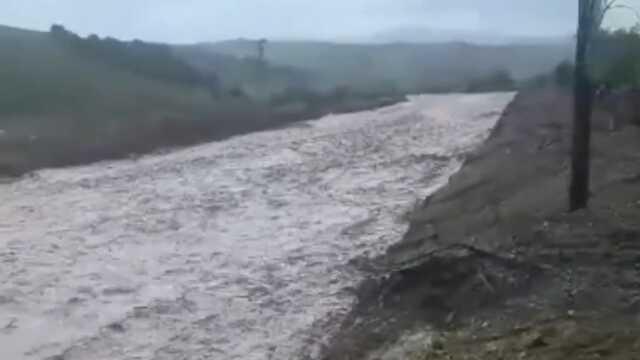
[592, 26, 640, 88]
[15, 22, 637, 176]
[525, 27, 640, 91]
[49, 25, 220, 95]
[173, 45, 311, 99]
[0, 25, 399, 175]
[518, 26, 640, 93]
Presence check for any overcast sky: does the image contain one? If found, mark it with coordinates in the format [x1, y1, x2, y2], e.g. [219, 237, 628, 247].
[1, 0, 639, 43]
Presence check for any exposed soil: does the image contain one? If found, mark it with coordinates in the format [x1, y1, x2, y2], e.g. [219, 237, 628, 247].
[323, 87, 640, 359]
[416, 315, 640, 360]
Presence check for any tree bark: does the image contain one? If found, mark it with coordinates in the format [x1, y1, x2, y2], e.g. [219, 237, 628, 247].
[569, 0, 595, 211]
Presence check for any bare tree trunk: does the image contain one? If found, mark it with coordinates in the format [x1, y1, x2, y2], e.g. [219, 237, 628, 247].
[569, 0, 595, 211]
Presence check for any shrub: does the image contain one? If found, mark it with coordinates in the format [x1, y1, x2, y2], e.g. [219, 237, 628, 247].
[554, 61, 574, 88]
[466, 69, 516, 93]
[591, 28, 640, 88]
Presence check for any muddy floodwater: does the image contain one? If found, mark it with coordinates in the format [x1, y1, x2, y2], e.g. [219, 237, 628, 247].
[0, 93, 514, 360]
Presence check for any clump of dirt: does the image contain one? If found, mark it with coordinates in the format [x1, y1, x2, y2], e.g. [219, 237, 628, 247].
[323, 87, 640, 359]
[420, 316, 640, 360]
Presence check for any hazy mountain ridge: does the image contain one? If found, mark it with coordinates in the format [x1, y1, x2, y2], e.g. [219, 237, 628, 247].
[172, 44, 312, 97]
[199, 38, 574, 92]
[370, 26, 572, 45]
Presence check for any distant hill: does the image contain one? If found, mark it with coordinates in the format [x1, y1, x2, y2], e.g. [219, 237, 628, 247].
[172, 44, 311, 99]
[199, 39, 574, 93]
[370, 27, 572, 45]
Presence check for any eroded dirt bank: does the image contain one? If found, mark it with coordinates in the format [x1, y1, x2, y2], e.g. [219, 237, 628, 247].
[324, 87, 640, 359]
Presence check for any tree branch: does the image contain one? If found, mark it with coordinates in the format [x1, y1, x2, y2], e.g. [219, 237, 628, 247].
[600, 0, 640, 27]
[610, 4, 640, 23]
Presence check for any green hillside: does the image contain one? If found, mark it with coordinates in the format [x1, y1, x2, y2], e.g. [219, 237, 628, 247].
[0, 24, 242, 153]
[0, 25, 220, 131]
[0, 25, 399, 175]
[0, 25, 258, 173]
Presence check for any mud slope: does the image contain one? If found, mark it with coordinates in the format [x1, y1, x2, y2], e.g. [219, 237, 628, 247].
[0, 93, 514, 360]
[325, 87, 640, 359]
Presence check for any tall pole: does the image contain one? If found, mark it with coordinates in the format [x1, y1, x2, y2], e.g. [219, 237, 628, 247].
[256, 39, 268, 86]
[569, 0, 597, 211]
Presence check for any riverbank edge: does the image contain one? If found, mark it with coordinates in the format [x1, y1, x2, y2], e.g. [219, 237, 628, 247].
[323, 86, 640, 359]
[0, 94, 403, 178]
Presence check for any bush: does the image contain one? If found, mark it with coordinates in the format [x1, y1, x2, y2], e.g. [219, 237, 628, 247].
[466, 69, 516, 93]
[591, 28, 640, 88]
[229, 87, 247, 98]
[554, 61, 574, 88]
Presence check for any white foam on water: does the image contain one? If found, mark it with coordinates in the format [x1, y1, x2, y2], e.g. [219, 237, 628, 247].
[0, 93, 515, 360]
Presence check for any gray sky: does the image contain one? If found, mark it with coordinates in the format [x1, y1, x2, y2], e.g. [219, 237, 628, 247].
[1, 0, 639, 43]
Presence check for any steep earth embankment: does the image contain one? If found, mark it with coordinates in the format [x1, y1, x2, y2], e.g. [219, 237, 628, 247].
[324, 87, 640, 359]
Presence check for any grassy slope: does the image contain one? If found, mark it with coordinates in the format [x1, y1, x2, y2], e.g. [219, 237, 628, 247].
[0, 25, 218, 136]
[0, 25, 401, 175]
[0, 25, 270, 174]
